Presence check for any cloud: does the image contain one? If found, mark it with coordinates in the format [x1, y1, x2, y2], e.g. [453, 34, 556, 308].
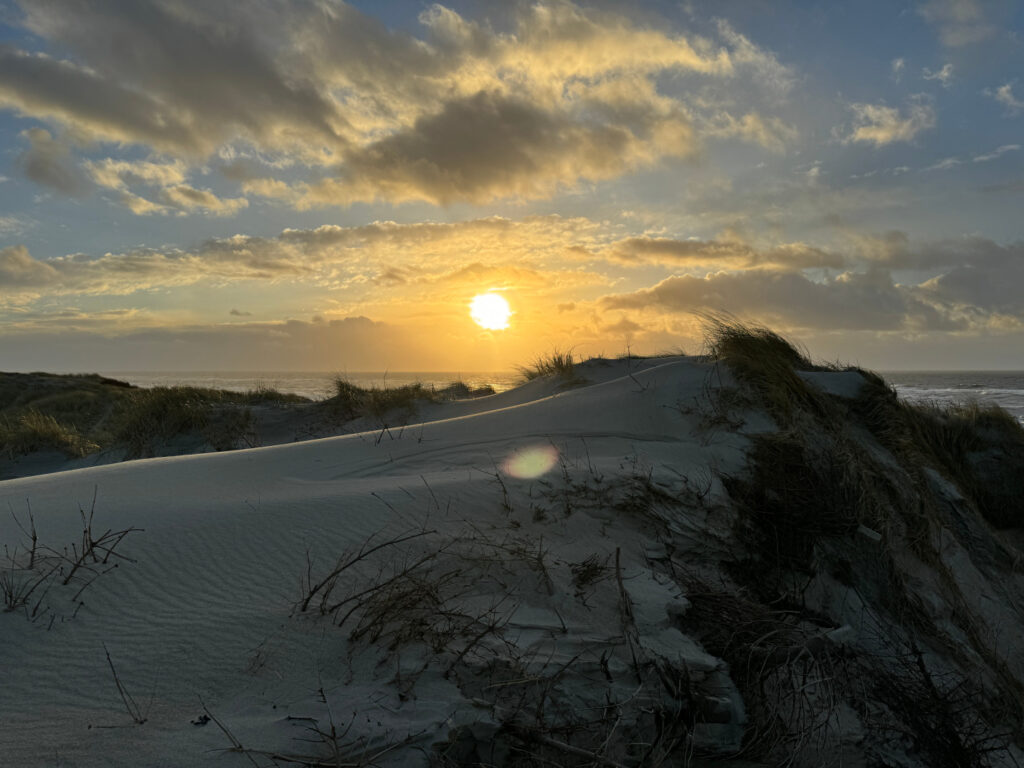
[15, 127, 91, 195]
[0, 1, 799, 207]
[981, 179, 1024, 193]
[973, 144, 1020, 162]
[85, 158, 188, 190]
[302, 90, 694, 206]
[0, 244, 59, 286]
[603, 235, 843, 269]
[0, 317, 418, 371]
[916, 240, 1024, 315]
[84, 157, 241, 215]
[922, 63, 954, 86]
[229, 308, 251, 317]
[988, 82, 1024, 114]
[842, 96, 935, 146]
[0, 46, 202, 152]
[923, 156, 961, 171]
[155, 185, 249, 217]
[917, 0, 996, 46]
[602, 268, 960, 331]
[891, 58, 906, 82]
[8, 0, 344, 157]
[0, 215, 33, 236]
[702, 111, 798, 153]
[714, 19, 797, 95]
[598, 231, 1024, 332]
[854, 231, 1024, 283]
[117, 191, 170, 216]
[0, 215, 607, 299]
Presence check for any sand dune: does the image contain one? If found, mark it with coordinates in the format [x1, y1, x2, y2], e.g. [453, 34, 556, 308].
[2, 353, 1023, 767]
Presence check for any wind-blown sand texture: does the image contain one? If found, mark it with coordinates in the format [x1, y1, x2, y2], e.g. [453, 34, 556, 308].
[2, 354, 1023, 767]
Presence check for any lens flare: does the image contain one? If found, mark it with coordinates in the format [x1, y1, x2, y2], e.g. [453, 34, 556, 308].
[470, 293, 512, 330]
[502, 445, 559, 479]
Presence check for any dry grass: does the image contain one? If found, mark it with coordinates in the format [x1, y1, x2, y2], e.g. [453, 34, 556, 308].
[112, 387, 214, 457]
[0, 410, 100, 458]
[852, 372, 1024, 531]
[517, 350, 579, 384]
[702, 314, 836, 421]
[326, 377, 434, 422]
[325, 377, 494, 425]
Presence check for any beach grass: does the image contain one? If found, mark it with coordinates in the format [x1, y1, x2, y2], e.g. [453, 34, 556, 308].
[516, 349, 579, 383]
[326, 376, 494, 423]
[0, 410, 100, 458]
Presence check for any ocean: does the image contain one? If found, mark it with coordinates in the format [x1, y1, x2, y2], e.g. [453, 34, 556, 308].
[883, 371, 1024, 424]
[102, 369, 1024, 423]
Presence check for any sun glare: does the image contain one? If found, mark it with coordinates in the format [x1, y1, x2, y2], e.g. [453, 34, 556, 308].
[470, 293, 512, 330]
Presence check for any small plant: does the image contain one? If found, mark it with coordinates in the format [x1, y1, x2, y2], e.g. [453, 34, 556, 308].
[569, 553, 610, 604]
[58, 490, 143, 587]
[1, 489, 141, 625]
[201, 693, 425, 767]
[103, 643, 148, 725]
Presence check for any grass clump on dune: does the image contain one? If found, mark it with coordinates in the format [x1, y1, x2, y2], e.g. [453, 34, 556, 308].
[435, 381, 495, 400]
[326, 377, 495, 423]
[702, 314, 835, 420]
[0, 410, 100, 458]
[707, 316, 1024, 532]
[326, 378, 429, 422]
[516, 350, 579, 384]
[112, 387, 215, 457]
[230, 384, 309, 405]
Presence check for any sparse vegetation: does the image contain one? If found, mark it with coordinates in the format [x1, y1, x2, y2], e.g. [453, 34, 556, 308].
[2, 490, 141, 626]
[516, 350, 581, 384]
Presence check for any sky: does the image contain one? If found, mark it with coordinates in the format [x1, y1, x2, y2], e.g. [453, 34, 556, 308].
[1, 0, 1023, 372]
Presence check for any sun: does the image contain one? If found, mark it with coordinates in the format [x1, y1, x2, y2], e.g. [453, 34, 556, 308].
[470, 293, 512, 330]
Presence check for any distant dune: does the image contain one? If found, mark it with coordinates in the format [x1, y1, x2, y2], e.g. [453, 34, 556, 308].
[0, 372, 495, 481]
